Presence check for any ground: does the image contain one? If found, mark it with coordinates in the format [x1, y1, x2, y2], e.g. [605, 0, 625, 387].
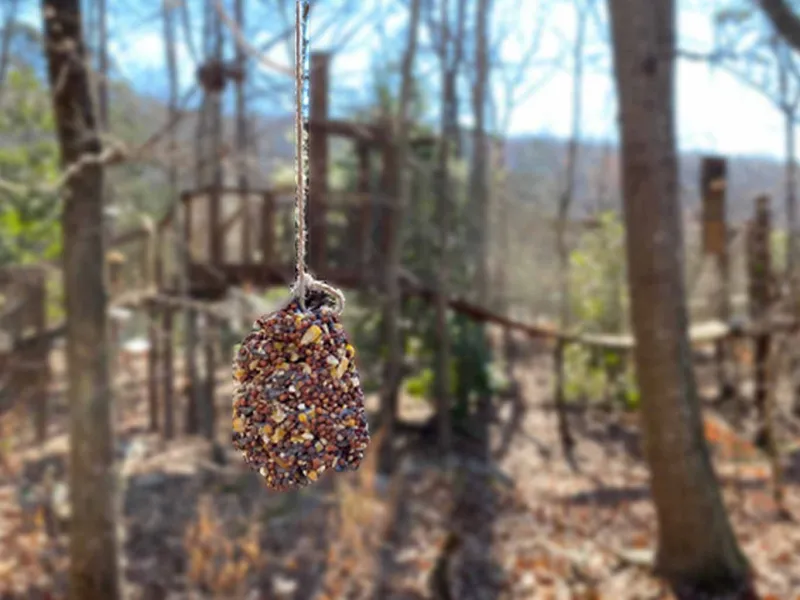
[1, 332, 800, 599]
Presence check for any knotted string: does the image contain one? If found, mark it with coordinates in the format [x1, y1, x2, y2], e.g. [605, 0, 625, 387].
[291, 0, 345, 315]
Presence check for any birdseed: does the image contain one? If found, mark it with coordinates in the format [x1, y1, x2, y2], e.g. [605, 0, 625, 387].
[231, 294, 369, 491]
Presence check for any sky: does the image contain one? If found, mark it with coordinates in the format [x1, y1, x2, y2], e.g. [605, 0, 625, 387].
[17, 0, 796, 160]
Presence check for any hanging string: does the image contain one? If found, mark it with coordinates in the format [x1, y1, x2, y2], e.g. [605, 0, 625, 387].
[292, 0, 310, 308]
[290, 0, 345, 315]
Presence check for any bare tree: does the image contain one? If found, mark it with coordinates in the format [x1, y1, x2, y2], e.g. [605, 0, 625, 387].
[486, 0, 555, 370]
[470, 0, 492, 454]
[553, 0, 589, 468]
[608, 0, 753, 596]
[427, 0, 467, 456]
[41, 0, 121, 597]
[380, 0, 422, 470]
[163, 0, 181, 438]
[487, 0, 555, 135]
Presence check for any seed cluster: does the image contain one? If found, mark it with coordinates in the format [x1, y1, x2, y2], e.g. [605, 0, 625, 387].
[231, 296, 369, 491]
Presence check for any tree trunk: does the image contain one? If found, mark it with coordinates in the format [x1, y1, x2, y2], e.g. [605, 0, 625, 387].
[434, 88, 452, 456]
[784, 106, 800, 417]
[784, 113, 798, 283]
[470, 0, 491, 455]
[201, 5, 224, 457]
[96, 0, 108, 130]
[608, 0, 753, 596]
[41, 1, 121, 597]
[553, 1, 586, 467]
[432, 0, 466, 458]
[162, 0, 184, 438]
[380, 0, 422, 471]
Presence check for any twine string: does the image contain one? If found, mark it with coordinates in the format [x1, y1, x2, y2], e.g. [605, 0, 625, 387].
[293, 0, 309, 307]
[291, 0, 345, 315]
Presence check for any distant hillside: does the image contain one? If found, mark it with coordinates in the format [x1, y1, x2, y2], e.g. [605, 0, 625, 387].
[3, 18, 790, 227]
[504, 136, 790, 225]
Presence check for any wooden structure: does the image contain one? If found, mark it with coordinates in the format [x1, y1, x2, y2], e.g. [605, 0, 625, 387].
[701, 156, 734, 398]
[148, 53, 407, 301]
[701, 156, 728, 258]
[747, 194, 773, 425]
[104, 52, 421, 433]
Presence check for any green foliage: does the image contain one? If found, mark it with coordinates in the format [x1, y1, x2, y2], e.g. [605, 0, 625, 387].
[565, 211, 638, 407]
[0, 67, 61, 266]
[402, 308, 495, 425]
[770, 229, 787, 276]
[569, 211, 627, 332]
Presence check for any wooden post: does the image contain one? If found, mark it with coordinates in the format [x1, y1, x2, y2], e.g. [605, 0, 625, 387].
[235, 0, 251, 265]
[242, 190, 252, 263]
[701, 156, 733, 400]
[146, 299, 160, 432]
[155, 227, 165, 291]
[184, 307, 199, 435]
[261, 191, 275, 264]
[701, 157, 728, 259]
[183, 191, 193, 268]
[357, 143, 371, 277]
[379, 136, 399, 270]
[202, 314, 216, 444]
[747, 194, 772, 447]
[210, 188, 222, 265]
[309, 52, 330, 272]
[162, 303, 175, 440]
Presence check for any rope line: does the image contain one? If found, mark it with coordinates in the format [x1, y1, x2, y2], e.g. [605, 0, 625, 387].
[289, 0, 345, 314]
[292, 0, 308, 307]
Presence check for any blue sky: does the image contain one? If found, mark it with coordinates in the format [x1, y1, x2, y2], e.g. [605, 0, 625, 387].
[17, 0, 795, 160]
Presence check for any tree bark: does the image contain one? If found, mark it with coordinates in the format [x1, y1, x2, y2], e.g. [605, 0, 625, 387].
[553, 0, 586, 467]
[380, 0, 422, 471]
[470, 0, 491, 455]
[431, 0, 466, 458]
[96, 0, 108, 130]
[41, 0, 121, 597]
[434, 3, 452, 458]
[161, 0, 184, 438]
[608, 0, 753, 596]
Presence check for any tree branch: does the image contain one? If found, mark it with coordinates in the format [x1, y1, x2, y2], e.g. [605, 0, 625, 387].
[760, 0, 800, 52]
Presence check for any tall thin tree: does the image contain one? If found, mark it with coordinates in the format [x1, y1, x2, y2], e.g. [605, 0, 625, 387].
[608, 0, 754, 597]
[471, 0, 492, 454]
[553, 0, 588, 468]
[163, 0, 181, 438]
[380, 0, 422, 471]
[430, 0, 466, 457]
[41, 0, 121, 597]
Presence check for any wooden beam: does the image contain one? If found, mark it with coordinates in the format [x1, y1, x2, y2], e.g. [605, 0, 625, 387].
[309, 53, 330, 271]
[357, 143, 371, 274]
[701, 156, 727, 257]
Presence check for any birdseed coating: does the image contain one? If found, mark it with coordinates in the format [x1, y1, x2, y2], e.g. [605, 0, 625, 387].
[231, 296, 369, 491]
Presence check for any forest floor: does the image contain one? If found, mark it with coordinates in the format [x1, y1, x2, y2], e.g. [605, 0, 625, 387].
[2, 331, 800, 599]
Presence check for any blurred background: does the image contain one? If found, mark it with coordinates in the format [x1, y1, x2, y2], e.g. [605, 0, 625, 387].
[2, 0, 800, 598]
